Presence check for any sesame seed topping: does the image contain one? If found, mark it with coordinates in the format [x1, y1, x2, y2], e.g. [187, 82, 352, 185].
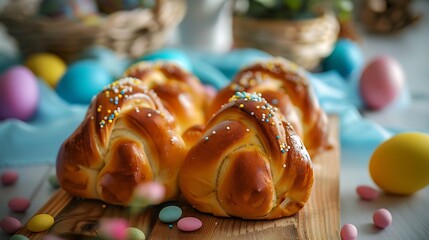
[212, 131, 216, 134]
[148, 113, 152, 117]
[226, 126, 230, 130]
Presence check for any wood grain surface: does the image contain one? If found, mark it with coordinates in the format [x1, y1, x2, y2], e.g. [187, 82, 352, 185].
[16, 116, 339, 240]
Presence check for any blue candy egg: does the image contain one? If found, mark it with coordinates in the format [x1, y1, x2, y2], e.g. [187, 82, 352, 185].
[136, 48, 192, 72]
[80, 46, 129, 78]
[56, 60, 113, 104]
[322, 39, 364, 80]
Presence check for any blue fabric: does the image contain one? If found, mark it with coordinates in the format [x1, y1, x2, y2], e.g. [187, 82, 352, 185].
[0, 48, 410, 167]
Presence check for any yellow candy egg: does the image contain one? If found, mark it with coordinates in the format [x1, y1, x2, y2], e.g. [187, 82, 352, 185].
[369, 132, 429, 195]
[25, 53, 66, 88]
[27, 213, 54, 232]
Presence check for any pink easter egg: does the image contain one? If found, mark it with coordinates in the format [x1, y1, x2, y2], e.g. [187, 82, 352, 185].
[340, 224, 358, 240]
[373, 208, 392, 228]
[8, 197, 31, 212]
[0, 217, 22, 234]
[359, 56, 404, 110]
[177, 217, 202, 232]
[0, 66, 39, 121]
[356, 185, 379, 201]
[1, 170, 19, 186]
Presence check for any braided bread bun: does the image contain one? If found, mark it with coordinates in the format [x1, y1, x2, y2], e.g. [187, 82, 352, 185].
[56, 78, 187, 206]
[207, 57, 331, 157]
[179, 92, 314, 220]
[123, 61, 208, 134]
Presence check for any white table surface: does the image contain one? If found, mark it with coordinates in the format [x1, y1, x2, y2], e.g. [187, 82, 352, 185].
[1, 1, 429, 239]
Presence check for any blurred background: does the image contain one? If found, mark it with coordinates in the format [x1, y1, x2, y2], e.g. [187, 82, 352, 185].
[0, 0, 428, 164]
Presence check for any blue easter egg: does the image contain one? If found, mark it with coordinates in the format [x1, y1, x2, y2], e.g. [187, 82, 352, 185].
[136, 48, 192, 72]
[322, 39, 364, 79]
[56, 60, 113, 104]
[81, 46, 129, 78]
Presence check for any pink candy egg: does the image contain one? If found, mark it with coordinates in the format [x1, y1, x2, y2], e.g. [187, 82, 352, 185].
[340, 224, 358, 240]
[1, 170, 19, 186]
[8, 198, 31, 212]
[359, 56, 404, 110]
[356, 185, 379, 201]
[0, 66, 39, 121]
[177, 217, 202, 232]
[0, 217, 22, 234]
[373, 208, 392, 228]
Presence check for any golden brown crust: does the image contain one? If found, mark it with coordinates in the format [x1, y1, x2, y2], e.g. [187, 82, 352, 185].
[179, 92, 314, 220]
[56, 78, 187, 206]
[124, 61, 207, 134]
[207, 57, 331, 157]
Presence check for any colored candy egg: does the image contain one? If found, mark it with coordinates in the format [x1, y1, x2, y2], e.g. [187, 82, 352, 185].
[81, 46, 129, 78]
[177, 217, 202, 232]
[48, 174, 60, 188]
[359, 56, 404, 110]
[356, 185, 379, 201]
[56, 60, 113, 104]
[369, 132, 429, 195]
[27, 214, 55, 232]
[8, 198, 31, 212]
[25, 53, 66, 88]
[0, 217, 22, 234]
[159, 206, 182, 223]
[0, 66, 39, 121]
[137, 48, 192, 72]
[373, 208, 392, 229]
[125, 227, 146, 240]
[322, 39, 364, 79]
[340, 224, 358, 240]
[9, 234, 29, 240]
[1, 170, 19, 186]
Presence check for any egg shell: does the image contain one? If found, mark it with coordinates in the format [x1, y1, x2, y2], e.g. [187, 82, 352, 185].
[373, 208, 392, 228]
[136, 48, 192, 72]
[1, 170, 19, 186]
[27, 214, 55, 232]
[159, 206, 182, 223]
[359, 56, 404, 110]
[0, 217, 22, 234]
[125, 227, 146, 240]
[322, 39, 364, 79]
[356, 185, 379, 201]
[340, 224, 358, 240]
[177, 217, 202, 232]
[9, 234, 29, 240]
[8, 198, 31, 212]
[25, 53, 66, 88]
[369, 132, 429, 195]
[56, 60, 113, 104]
[0, 66, 39, 121]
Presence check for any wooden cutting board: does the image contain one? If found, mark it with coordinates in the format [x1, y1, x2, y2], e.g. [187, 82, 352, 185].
[16, 116, 340, 240]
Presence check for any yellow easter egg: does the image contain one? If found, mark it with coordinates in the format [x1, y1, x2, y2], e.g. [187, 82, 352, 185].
[27, 213, 54, 232]
[369, 132, 429, 195]
[25, 53, 66, 88]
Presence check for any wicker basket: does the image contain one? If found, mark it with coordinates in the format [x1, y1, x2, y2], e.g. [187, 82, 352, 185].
[0, 0, 186, 63]
[233, 12, 339, 70]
